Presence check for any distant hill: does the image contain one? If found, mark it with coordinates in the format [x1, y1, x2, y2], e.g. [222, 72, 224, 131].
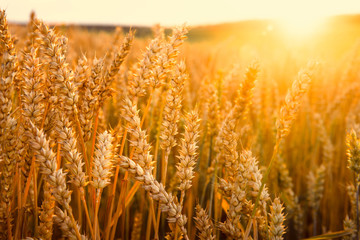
[188, 14, 360, 40]
[10, 14, 360, 41]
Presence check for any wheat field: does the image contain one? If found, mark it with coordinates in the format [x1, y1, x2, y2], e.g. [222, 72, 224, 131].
[1, 9, 360, 240]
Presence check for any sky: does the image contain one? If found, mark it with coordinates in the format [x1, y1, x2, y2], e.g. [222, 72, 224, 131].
[1, 0, 360, 27]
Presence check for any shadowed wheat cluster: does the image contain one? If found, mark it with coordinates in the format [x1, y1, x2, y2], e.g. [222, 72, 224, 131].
[1, 9, 360, 240]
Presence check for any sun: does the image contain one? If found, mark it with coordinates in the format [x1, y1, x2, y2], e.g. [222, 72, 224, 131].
[276, 13, 327, 39]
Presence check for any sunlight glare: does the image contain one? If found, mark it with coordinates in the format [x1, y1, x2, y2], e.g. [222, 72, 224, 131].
[277, 13, 326, 38]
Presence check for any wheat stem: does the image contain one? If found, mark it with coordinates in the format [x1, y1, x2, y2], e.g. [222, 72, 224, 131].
[356, 183, 359, 240]
[94, 189, 102, 240]
[33, 164, 38, 236]
[104, 126, 128, 240]
[80, 188, 95, 240]
[89, 109, 100, 179]
[75, 112, 90, 176]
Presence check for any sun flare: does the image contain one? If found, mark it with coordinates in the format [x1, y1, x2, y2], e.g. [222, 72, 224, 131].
[277, 14, 326, 38]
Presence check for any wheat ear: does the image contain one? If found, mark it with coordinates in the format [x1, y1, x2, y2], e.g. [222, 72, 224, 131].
[27, 122, 83, 240]
[119, 156, 189, 240]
